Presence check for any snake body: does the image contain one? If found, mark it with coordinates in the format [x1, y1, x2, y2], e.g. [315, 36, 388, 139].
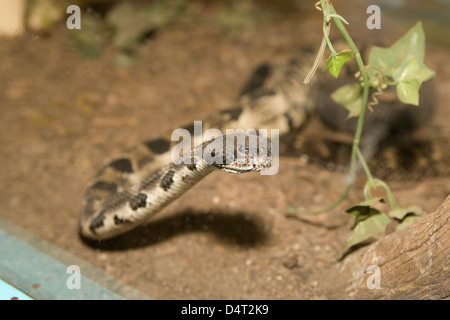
[80, 51, 315, 240]
[81, 132, 272, 239]
[80, 46, 435, 240]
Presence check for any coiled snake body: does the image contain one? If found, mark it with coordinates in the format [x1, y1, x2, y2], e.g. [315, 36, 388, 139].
[80, 47, 435, 240]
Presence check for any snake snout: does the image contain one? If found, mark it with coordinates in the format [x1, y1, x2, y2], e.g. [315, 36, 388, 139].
[210, 132, 273, 173]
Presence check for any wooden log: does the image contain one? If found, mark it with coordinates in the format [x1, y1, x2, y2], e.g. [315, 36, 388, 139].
[328, 194, 450, 299]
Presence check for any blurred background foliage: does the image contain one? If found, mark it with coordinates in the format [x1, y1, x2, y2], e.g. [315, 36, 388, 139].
[0, 0, 448, 66]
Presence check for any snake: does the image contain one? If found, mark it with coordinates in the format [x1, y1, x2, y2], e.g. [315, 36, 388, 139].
[80, 49, 316, 240]
[80, 46, 436, 240]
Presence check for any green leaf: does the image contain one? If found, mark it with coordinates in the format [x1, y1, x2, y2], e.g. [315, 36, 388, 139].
[331, 83, 363, 118]
[368, 22, 428, 77]
[348, 197, 385, 209]
[397, 80, 420, 105]
[324, 50, 354, 78]
[346, 198, 385, 219]
[394, 57, 435, 105]
[367, 21, 435, 104]
[393, 56, 433, 83]
[396, 214, 422, 230]
[346, 199, 386, 227]
[389, 205, 422, 220]
[389, 205, 423, 231]
[341, 212, 390, 256]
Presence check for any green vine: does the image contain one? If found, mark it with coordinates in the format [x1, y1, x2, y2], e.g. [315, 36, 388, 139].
[289, 0, 435, 256]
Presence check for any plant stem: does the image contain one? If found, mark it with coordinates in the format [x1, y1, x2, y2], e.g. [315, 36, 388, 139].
[326, 2, 401, 211]
[323, 22, 336, 55]
[294, 0, 402, 217]
[355, 148, 373, 182]
[373, 179, 399, 209]
[326, 2, 370, 186]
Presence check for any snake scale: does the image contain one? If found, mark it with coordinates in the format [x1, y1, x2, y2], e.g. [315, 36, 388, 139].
[80, 46, 435, 240]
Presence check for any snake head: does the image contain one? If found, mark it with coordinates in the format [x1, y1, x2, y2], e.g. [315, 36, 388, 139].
[204, 132, 273, 173]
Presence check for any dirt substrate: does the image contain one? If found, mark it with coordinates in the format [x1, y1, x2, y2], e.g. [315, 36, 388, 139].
[0, 2, 449, 299]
